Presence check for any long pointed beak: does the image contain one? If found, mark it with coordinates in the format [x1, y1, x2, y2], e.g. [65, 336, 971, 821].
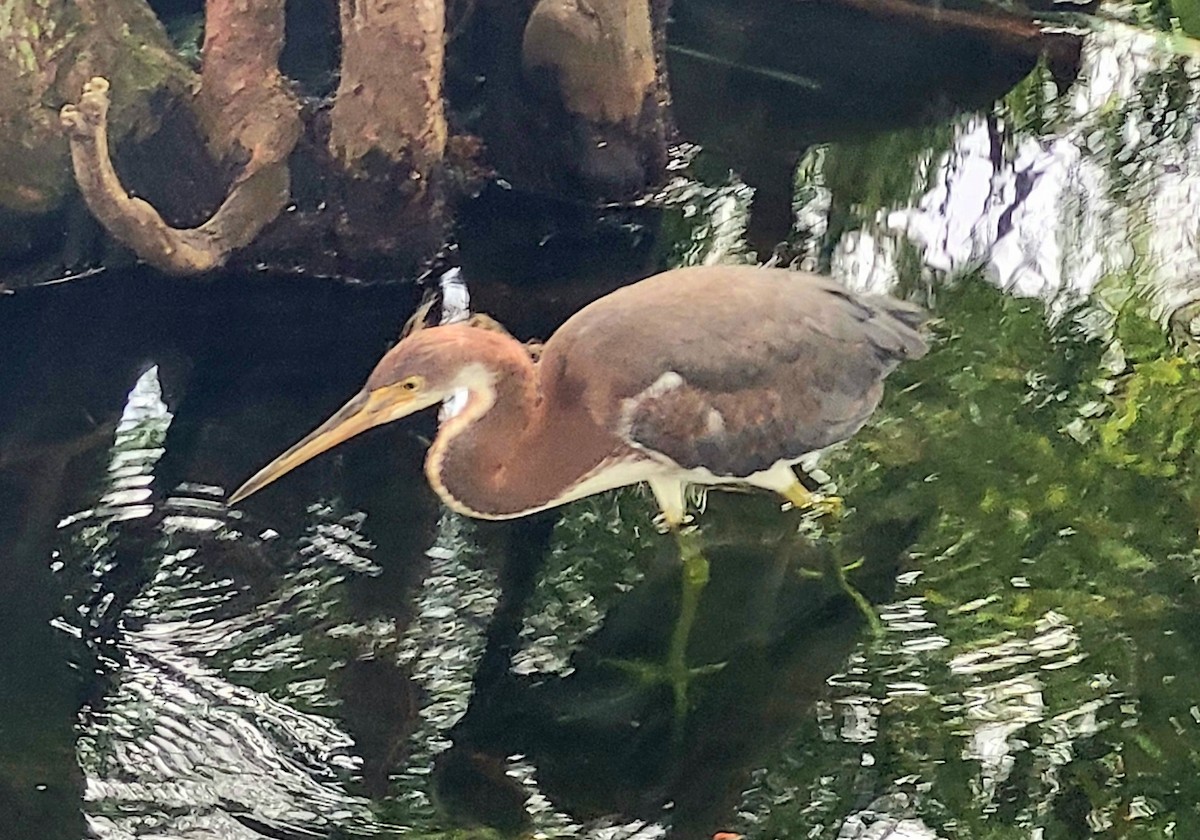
[228, 388, 420, 505]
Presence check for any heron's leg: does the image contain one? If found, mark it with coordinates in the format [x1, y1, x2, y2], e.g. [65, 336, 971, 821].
[762, 466, 879, 632]
[648, 477, 688, 530]
[666, 528, 712, 727]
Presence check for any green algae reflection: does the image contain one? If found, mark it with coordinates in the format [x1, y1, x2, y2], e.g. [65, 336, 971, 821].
[732, 276, 1200, 837]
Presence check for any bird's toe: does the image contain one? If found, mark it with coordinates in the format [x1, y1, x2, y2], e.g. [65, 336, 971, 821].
[810, 493, 845, 519]
[779, 481, 843, 519]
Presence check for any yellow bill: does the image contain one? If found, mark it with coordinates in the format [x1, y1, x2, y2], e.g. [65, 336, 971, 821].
[228, 385, 431, 504]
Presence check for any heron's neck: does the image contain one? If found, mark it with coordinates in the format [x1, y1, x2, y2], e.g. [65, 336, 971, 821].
[425, 340, 545, 517]
[424, 338, 613, 518]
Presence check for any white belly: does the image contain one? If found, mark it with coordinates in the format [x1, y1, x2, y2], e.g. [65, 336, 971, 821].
[435, 452, 805, 522]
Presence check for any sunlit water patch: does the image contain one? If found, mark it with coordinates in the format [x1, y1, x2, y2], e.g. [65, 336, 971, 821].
[734, 590, 1116, 839]
[658, 144, 757, 267]
[388, 513, 499, 819]
[55, 369, 400, 837]
[50, 367, 677, 840]
[795, 22, 1200, 324]
[513, 494, 655, 677]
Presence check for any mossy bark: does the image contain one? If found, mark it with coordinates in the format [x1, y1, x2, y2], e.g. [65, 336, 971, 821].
[0, 0, 191, 214]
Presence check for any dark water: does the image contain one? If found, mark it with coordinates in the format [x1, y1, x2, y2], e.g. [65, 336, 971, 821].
[6, 12, 1200, 840]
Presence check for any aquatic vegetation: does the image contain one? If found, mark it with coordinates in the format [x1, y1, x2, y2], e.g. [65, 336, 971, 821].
[1100, 303, 1200, 483]
[735, 276, 1200, 837]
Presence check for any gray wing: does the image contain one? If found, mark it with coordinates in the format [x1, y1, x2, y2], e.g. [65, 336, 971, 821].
[545, 267, 927, 478]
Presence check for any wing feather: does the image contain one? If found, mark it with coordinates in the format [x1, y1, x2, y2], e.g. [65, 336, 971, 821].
[541, 267, 927, 477]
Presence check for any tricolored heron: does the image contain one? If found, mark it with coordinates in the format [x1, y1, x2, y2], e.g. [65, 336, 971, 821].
[230, 265, 926, 517]
[230, 265, 926, 722]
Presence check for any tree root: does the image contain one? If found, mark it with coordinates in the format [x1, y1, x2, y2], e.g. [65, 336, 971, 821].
[59, 0, 301, 276]
[60, 78, 293, 275]
[522, 0, 657, 125]
[329, 0, 447, 168]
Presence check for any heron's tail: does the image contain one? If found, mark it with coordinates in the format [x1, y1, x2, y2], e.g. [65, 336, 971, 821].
[868, 297, 929, 362]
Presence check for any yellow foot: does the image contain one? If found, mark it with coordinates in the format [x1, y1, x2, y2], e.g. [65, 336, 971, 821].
[780, 482, 844, 518]
[653, 511, 693, 534]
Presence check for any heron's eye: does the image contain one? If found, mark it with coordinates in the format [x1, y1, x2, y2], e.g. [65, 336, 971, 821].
[399, 376, 423, 392]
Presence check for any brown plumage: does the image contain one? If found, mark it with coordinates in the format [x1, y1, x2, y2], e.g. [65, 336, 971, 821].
[229, 265, 927, 524]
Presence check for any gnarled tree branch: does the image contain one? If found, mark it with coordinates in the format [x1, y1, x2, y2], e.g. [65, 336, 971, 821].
[1, 0, 192, 215]
[60, 0, 301, 275]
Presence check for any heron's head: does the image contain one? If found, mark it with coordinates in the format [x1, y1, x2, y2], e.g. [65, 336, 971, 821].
[228, 325, 500, 504]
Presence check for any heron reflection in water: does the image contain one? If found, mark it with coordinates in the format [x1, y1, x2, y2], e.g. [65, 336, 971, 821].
[231, 265, 926, 716]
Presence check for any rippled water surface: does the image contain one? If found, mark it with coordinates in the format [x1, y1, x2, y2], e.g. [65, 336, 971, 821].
[6, 11, 1200, 840]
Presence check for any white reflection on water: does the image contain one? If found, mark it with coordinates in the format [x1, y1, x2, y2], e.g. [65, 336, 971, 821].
[761, 33, 1200, 829]
[735, 562, 1111, 838]
[836, 794, 942, 840]
[81, 639, 369, 839]
[57, 366, 171, 534]
[806, 25, 1200, 323]
[393, 514, 498, 771]
[658, 143, 756, 268]
[512, 495, 650, 677]
[57, 368, 394, 838]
